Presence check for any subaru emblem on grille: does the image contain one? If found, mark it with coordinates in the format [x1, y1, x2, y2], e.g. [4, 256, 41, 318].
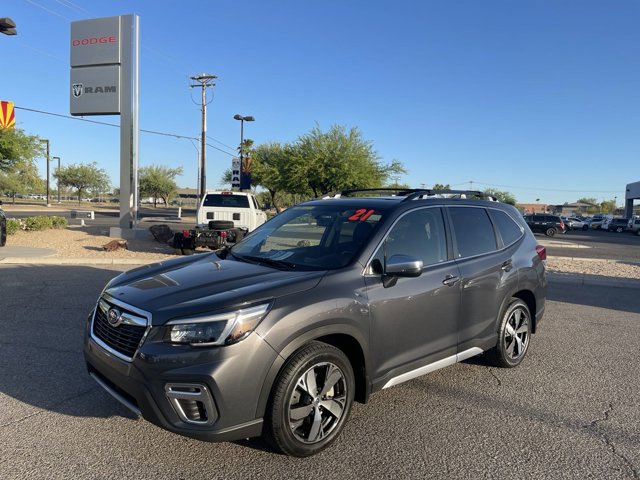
[107, 308, 123, 327]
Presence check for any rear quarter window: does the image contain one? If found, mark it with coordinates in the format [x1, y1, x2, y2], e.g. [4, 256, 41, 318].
[489, 210, 523, 246]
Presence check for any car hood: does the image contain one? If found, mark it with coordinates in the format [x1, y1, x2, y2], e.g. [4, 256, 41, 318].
[104, 253, 325, 325]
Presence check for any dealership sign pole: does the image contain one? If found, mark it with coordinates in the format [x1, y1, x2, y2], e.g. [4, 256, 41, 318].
[70, 15, 139, 233]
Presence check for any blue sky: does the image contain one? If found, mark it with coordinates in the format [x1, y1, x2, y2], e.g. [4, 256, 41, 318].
[1, 0, 638, 205]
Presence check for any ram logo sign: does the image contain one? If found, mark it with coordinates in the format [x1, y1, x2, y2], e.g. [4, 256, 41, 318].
[70, 65, 120, 115]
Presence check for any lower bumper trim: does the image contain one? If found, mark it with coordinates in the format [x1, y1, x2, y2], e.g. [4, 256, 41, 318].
[90, 371, 142, 417]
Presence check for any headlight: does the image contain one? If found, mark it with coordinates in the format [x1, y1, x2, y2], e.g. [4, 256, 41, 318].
[166, 303, 271, 346]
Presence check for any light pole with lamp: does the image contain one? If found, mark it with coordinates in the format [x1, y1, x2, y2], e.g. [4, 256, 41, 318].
[39, 139, 51, 207]
[51, 156, 61, 203]
[233, 114, 255, 191]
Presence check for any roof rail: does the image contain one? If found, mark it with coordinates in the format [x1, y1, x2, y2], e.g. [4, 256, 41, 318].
[319, 188, 497, 202]
[319, 188, 417, 199]
[401, 189, 497, 202]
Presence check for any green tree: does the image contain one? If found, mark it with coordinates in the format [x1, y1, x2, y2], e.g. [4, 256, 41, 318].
[0, 161, 44, 203]
[432, 183, 451, 190]
[54, 162, 110, 203]
[289, 125, 386, 197]
[251, 142, 293, 212]
[0, 128, 44, 173]
[600, 199, 616, 214]
[139, 165, 183, 207]
[483, 188, 517, 205]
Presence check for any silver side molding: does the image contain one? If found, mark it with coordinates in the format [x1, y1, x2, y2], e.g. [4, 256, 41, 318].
[382, 347, 484, 389]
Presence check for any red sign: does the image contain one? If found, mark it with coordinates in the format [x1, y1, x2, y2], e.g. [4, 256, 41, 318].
[71, 36, 117, 47]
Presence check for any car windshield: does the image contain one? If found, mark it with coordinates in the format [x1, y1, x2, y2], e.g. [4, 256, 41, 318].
[230, 204, 386, 270]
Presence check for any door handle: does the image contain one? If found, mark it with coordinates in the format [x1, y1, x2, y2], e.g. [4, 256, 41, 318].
[501, 259, 513, 272]
[442, 275, 460, 286]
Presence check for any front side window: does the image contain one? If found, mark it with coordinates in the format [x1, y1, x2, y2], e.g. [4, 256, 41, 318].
[368, 208, 447, 274]
[231, 204, 385, 270]
[448, 207, 497, 258]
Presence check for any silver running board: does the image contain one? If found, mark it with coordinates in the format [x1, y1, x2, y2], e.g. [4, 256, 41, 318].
[382, 347, 484, 389]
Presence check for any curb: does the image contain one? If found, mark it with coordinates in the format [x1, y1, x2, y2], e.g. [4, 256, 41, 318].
[547, 271, 640, 288]
[549, 256, 640, 266]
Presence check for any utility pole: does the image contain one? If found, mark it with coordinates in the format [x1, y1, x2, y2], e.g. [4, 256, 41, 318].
[190, 74, 217, 201]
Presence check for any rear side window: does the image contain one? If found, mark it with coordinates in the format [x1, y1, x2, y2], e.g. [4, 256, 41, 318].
[203, 194, 249, 208]
[489, 210, 523, 246]
[448, 207, 497, 258]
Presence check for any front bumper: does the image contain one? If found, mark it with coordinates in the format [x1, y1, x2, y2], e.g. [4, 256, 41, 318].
[83, 318, 279, 442]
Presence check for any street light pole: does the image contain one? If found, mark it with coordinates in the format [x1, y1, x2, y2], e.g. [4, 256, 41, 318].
[190, 74, 217, 201]
[40, 139, 50, 207]
[52, 156, 61, 203]
[233, 114, 255, 191]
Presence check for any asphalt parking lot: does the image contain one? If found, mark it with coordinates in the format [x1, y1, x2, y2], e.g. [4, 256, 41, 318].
[0, 264, 638, 479]
[541, 228, 640, 262]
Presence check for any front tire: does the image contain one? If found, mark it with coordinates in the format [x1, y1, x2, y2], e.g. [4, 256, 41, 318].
[486, 298, 532, 368]
[264, 342, 355, 457]
[616, 227, 623, 233]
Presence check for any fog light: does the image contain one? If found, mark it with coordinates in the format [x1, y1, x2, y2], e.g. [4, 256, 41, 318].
[165, 383, 217, 426]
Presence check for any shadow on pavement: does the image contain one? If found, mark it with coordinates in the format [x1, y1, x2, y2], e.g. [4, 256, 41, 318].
[0, 264, 136, 422]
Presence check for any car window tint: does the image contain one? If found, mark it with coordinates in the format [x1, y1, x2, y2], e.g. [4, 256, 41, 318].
[489, 210, 523, 246]
[385, 208, 447, 266]
[203, 194, 249, 208]
[449, 207, 497, 258]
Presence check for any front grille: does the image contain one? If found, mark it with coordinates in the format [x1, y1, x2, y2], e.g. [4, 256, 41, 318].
[92, 300, 148, 360]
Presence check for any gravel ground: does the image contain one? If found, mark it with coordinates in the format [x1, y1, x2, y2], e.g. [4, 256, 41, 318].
[546, 257, 640, 279]
[6, 225, 175, 261]
[4, 227, 640, 279]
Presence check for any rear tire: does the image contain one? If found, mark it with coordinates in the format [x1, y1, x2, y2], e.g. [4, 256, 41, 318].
[264, 342, 355, 457]
[181, 248, 195, 255]
[486, 298, 532, 368]
[616, 227, 623, 233]
[545, 227, 556, 237]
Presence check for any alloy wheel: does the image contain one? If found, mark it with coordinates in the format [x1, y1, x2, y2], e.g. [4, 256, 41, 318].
[504, 306, 530, 361]
[287, 362, 347, 444]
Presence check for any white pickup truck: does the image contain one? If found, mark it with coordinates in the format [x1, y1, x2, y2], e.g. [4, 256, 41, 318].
[173, 191, 267, 254]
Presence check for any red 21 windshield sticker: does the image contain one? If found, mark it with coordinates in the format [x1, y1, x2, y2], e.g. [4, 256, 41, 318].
[348, 209, 375, 221]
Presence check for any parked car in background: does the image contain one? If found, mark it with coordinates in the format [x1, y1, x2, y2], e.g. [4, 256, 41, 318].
[0, 200, 6, 247]
[523, 214, 566, 236]
[561, 216, 585, 230]
[628, 218, 640, 236]
[605, 218, 630, 233]
[589, 214, 611, 230]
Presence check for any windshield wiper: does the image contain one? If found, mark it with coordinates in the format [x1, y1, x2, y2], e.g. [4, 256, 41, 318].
[235, 254, 297, 270]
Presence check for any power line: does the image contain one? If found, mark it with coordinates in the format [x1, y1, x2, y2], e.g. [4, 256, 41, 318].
[23, 0, 71, 20]
[14, 105, 235, 156]
[206, 135, 236, 152]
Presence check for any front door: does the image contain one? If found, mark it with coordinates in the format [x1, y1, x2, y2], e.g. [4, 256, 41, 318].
[364, 207, 460, 385]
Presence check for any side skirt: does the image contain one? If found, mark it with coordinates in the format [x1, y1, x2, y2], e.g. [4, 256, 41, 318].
[381, 347, 483, 389]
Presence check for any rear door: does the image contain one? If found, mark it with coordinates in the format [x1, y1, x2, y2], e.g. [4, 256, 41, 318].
[446, 206, 520, 352]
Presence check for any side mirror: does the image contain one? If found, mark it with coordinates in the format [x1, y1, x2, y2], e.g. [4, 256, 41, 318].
[385, 255, 423, 277]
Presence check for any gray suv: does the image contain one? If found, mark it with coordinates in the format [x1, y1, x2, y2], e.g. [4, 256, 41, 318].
[84, 189, 547, 457]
